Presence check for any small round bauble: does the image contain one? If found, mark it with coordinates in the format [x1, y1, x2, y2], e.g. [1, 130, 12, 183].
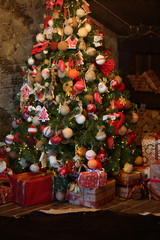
[62, 127, 73, 139]
[34, 53, 42, 60]
[77, 27, 88, 38]
[35, 140, 44, 150]
[27, 117, 32, 123]
[95, 160, 102, 170]
[98, 82, 107, 93]
[96, 131, 106, 141]
[5, 134, 14, 144]
[60, 104, 70, 115]
[86, 47, 96, 56]
[76, 8, 86, 18]
[32, 116, 41, 126]
[28, 125, 37, 134]
[115, 75, 123, 84]
[30, 163, 40, 173]
[75, 114, 86, 124]
[123, 163, 133, 174]
[95, 55, 105, 65]
[118, 125, 127, 136]
[84, 94, 94, 103]
[115, 99, 125, 110]
[36, 33, 45, 42]
[41, 68, 50, 79]
[43, 126, 52, 137]
[84, 23, 92, 32]
[12, 120, 19, 128]
[43, 49, 48, 54]
[131, 112, 139, 123]
[48, 155, 59, 168]
[77, 147, 87, 157]
[135, 156, 143, 166]
[74, 80, 85, 91]
[68, 69, 79, 79]
[58, 167, 69, 178]
[85, 150, 96, 160]
[35, 73, 43, 83]
[72, 17, 78, 27]
[87, 103, 96, 113]
[87, 159, 98, 170]
[50, 41, 58, 51]
[28, 57, 35, 65]
[64, 25, 73, 36]
[55, 190, 66, 201]
[58, 41, 68, 51]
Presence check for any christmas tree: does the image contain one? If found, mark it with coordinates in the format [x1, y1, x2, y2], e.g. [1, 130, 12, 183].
[4, 0, 139, 192]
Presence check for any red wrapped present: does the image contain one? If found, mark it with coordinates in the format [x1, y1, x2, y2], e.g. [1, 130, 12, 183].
[78, 170, 107, 188]
[10, 172, 54, 206]
[66, 179, 115, 208]
[0, 182, 13, 204]
[116, 170, 142, 186]
[149, 161, 160, 200]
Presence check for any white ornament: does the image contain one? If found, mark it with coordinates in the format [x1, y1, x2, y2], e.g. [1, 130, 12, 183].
[84, 23, 92, 32]
[30, 163, 40, 172]
[0, 161, 6, 173]
[43, 126, 52, 137]
[85, 150, 96, 160]
[43, 50, 48, 54]
[75, 114, 86, 124]
[62, 127, 73, 139]
[98, 82, 108, 93]
[5, 134, 14, 144]
[28, 57, 35, 65]
[6, 147, 11, 152]
[96, 131, 106, 141]
[36, 33, 45, 42]
[76, 8, 86, 18]
[27, 116, 32, 122]
[77, 27, 88, 38]
[12, 120, 19, 128]
[48, 155, 59, 168]
[95, 55, 105, 65]
[86, 47, 96, 56]
[55, 191, 66, 201]
[123, 163, 133, 174]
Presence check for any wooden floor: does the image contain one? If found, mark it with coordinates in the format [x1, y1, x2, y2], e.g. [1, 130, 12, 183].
[0, 197, 160, 218]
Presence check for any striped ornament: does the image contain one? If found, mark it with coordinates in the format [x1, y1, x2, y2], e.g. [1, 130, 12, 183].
[28, 125, 37, 134]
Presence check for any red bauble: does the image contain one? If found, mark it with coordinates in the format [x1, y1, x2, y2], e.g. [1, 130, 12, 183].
[94, 92, 102, 104]
[115, 99, 125, 110]
[58, 166, 69, 178]
[107, 136, 114, 149]
[50, 41, 58, 51]
[110, 80, 119, 89]
[87, 159, 98, 170]
[95, 160, 102, 170]
[49, 135, 62, 145]
[97, 147, 107, 162]
[74, 80, 85, 91]
[117, 82, 125, 91]
[87, 103, 96, 113]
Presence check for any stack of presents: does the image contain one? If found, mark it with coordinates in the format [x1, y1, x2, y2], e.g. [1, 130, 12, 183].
[0, 132, 160, 208]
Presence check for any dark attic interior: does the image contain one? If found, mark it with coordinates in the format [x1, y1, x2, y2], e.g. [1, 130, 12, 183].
[1, 1, 160, 238]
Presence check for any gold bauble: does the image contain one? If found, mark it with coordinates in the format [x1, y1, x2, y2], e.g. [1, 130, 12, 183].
[58, 41, 68, 51]
[123, 163, 133, 174]
[135, 156, 143, 166]
[77, 147, 87, 157]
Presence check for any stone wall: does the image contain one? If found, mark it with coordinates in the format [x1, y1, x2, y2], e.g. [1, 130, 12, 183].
[0, 0, 118, 140]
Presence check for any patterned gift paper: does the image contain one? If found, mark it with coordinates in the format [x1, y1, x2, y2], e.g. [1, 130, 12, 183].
[142, 133, 160, 164]
[149, 161, 160, 199]
[116, 171, 142, 186]
[78, 171, 107, 188]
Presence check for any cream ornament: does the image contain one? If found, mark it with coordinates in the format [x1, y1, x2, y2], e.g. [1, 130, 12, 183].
[123, 163, 133, 174]
[86, 47, 96, 56]
[27, 116, 32, 122]
[98, 82, 108, 93]
[77, 27, 88, 38]
[60, 104, 70, 115]
[75, 114, 86, 124]
[95, 54, 106, 65]
[76, 8, 86, 18]
[84, 23, 92, 32]
[85, 149, 96, 160]
[28, 57, 35, 65]
[64, 25, 73, 36]
[36, 33, 45, 42]
[96, 131, 106, 141]
[55, 190, 66, 201]
[30, 163, 40, 173]
[62, 127, 73, 139]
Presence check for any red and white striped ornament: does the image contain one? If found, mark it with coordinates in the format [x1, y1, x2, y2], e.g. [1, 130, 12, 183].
[74, 80, 85, 91]
[28, 125, 37, 134]
[5, 134, 14, 144]
[85, 149, 96, 160]
[95, 55, 105, 65]
[43, 126, 52, 137]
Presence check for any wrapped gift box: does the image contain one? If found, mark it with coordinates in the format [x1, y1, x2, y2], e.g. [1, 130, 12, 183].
[66, 179, 115, 208]
[116, 184, 143, 199]
[116, 170, 142, 186]
[0, 182, 13, 204]
[10, 172, 54, 206]
[78, 171, 107, 188]
[142, 133, 160, 165]
[149, 161, 160, 199]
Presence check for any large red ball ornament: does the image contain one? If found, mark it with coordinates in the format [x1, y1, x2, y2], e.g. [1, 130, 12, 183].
[58, 167, 69, 178]
[68, 69, 79, 79]
[74, 80, 85, 91]
[87, 159, 98, 170]
[87, 103, 96, 113]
